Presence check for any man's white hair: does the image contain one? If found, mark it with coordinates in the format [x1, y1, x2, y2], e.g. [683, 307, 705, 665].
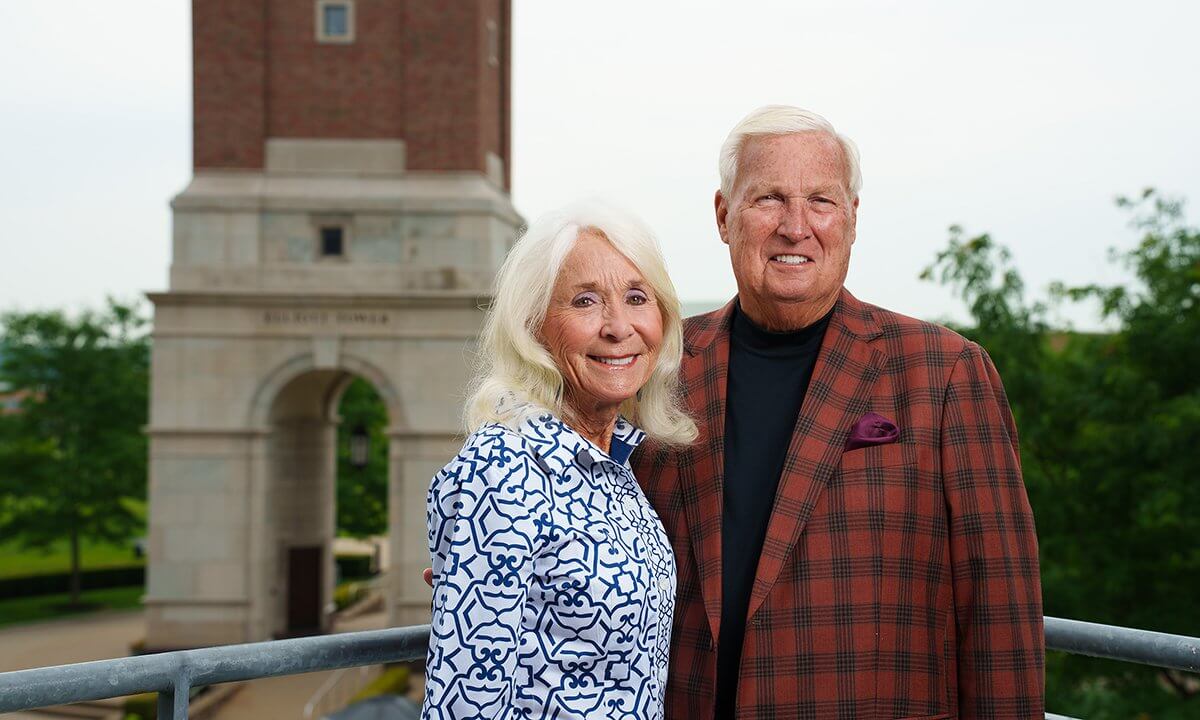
[718, 104, 863, 200]
[464, 199, 697, 446]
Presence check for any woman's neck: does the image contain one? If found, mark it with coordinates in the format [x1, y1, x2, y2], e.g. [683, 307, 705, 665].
[562, 399, 620, 454]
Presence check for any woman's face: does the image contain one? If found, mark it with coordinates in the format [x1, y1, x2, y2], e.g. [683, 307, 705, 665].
[540, 230, 664, 418]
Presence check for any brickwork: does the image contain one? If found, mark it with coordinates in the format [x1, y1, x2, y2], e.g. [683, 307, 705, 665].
[193, 0, 267, 169]
[192, 0, 512, 185]
[265, 0, 405, 140]
[476, 0, 510, 187]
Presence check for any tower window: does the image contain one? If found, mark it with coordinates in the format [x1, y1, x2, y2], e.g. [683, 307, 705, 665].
[320, 226, 345, 257]
[486, 20, 499, 68]
[316, 1, 354, 44]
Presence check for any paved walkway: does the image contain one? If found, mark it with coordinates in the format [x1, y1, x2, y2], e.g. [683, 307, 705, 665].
[0, 604, 414, 719]
[0, 610, 145, 719]
[0, 609, 145, 673]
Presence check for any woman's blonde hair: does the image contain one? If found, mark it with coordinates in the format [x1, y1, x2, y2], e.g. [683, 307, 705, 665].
[465, 199, 697, 445]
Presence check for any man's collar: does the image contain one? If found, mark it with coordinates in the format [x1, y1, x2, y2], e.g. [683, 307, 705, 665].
[684, 287, 880, 356]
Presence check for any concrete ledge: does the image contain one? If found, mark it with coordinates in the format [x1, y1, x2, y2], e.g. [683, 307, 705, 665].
[170, 171, 524, 224]
[265, 138, 405, 177]
[146, 290, 491, 308]
[142, 597, 249, 607]
[143, 426, 272, 438]
[485, 151, 505, 188]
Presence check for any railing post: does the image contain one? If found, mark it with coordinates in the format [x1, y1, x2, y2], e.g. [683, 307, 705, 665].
[158, 670, 191, 719]
[157, 688, 174, 719]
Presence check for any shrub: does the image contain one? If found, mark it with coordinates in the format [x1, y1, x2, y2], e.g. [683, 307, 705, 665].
[333, 581, 368, 611]
[350, 664, 411, 702]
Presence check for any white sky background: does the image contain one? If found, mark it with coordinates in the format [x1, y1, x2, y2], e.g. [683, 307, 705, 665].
[1, 1, 1197, 329]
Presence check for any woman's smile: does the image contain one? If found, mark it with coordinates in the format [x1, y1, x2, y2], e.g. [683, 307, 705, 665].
[588, 353, 639, 367]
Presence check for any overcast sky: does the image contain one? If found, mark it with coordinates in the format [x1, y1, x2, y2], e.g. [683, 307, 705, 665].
[2, 1, 1197, 329]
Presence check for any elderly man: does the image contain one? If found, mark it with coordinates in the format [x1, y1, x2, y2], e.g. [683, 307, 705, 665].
[631, 106, 1044, 719]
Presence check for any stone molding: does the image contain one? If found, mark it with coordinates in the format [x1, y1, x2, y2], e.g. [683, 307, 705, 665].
[145, 426, 272, 437]
[170, 171, 523, 222]
[265, 138, 404, 176]
[143, 596, 250, 606]
[146, 291, 491, 308]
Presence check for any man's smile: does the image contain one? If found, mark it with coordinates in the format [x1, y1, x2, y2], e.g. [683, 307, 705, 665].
[770, 253, 812, 265]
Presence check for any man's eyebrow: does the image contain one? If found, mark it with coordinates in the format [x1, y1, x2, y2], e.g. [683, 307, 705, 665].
[743, 180, 778, 193]
[743, 179, 845, 194]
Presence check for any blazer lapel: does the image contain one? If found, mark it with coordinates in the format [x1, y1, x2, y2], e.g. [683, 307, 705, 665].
[746, 289, 886, 620]
[679, 300, 735, 643]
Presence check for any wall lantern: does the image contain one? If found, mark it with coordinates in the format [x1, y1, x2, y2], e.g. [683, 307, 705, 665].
[349, 424, 370, 470]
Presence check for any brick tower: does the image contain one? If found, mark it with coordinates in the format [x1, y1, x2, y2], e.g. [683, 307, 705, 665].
[145, 0, 520, 648]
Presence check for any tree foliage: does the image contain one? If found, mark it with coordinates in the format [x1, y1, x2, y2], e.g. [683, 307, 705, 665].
[335, 377, 389, 538]
[0, 299, 149, 605]
[924, 190, 1200, 716]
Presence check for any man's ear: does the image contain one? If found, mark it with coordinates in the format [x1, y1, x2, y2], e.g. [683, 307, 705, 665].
[715, 190, 730, 245]
[849, 195, 860, 244]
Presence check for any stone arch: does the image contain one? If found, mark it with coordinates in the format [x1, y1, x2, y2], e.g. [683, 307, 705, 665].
[241, 350, 408, 638]
[247, 351, 407, 432]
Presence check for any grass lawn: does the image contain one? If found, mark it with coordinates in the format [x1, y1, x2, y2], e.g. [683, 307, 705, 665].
[0, 537, 143, 579]
[0, 585, 143, 627]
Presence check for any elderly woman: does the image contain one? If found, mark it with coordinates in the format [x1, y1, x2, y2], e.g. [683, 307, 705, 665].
[422, 201, 696, 720]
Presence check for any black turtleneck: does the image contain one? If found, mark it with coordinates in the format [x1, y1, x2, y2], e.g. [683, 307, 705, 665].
[716, 301, 832, 719]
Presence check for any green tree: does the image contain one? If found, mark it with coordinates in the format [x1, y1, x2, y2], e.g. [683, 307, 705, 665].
[0, 300, 149, 606]
[924, 190, 1200, 716]
[335, 377, 389, 538]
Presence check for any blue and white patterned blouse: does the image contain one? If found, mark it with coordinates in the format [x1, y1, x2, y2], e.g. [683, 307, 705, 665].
[422, 409, 676, 720]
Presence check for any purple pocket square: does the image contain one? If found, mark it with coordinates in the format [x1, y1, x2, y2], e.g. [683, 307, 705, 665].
[844, 412, 900, 451]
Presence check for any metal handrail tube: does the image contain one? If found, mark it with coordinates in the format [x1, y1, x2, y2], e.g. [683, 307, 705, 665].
[2, 618, 1199, 718]
[0, 624, 431, 714]
[1044, 616, 1200, 673]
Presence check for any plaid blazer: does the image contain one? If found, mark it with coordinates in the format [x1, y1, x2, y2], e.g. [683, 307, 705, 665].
[632, 289, 1044, 720]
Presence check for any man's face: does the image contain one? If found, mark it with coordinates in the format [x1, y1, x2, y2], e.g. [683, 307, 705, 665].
[716, 132, 858, 329]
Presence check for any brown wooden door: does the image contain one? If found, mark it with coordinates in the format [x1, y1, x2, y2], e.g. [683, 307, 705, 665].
[286, 546, 322, 636]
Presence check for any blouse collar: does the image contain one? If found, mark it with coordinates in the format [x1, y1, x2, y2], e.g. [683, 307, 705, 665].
[511, 404, 646, 470]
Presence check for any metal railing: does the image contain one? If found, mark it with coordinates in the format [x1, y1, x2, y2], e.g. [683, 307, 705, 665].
[0, 624, 430, 719]
[0, 617, 1196, 719]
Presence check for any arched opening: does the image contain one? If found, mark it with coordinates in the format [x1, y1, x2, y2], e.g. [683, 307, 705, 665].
[263, 369, 391, 638]
[332, 378, 389, 616]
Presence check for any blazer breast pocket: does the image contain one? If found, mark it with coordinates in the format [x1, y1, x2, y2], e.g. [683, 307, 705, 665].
[838, 441, 909, 472]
